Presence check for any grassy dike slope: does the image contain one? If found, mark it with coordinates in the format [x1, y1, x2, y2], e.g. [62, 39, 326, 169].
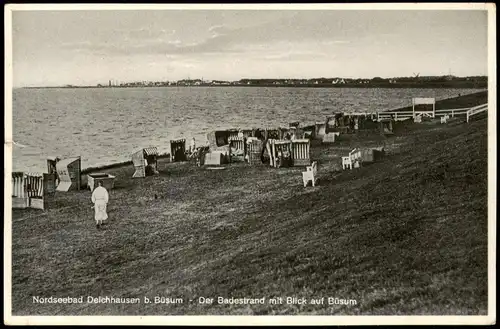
[11, 116, 488, 315]
[388, 90, 488, 112]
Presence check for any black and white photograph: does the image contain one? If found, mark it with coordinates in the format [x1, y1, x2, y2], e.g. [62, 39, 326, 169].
[4, 3, 496, 326]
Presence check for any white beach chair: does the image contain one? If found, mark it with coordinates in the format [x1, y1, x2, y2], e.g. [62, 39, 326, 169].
[342, 148, 359, 170]
[342, 156, 353, 170]
[302, 161, 318, 187]
[351, 149, 362, 168]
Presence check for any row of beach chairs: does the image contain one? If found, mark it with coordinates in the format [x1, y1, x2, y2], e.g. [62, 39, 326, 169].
[12, 116, 417, 210]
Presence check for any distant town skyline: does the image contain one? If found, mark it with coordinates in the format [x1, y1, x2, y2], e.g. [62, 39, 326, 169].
[20, 74, 488, 89]
[9, 5, 490, 87]
[91, 74, 490, 86]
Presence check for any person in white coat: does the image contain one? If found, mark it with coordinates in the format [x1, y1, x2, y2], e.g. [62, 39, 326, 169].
[92, 180, 109, 228]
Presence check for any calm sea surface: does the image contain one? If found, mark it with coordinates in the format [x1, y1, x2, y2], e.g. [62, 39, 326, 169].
[11, 87, 483, 173]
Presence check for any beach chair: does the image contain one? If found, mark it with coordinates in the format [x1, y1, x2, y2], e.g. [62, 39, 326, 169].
[268, 139, 292, 168]
[12, 172, 47, 210]
[46, 156, 60, 193]
[302, 161, 318, 187]
[247, 138, 264, 165]
[170, 139, 187, 162]
[322, 132, 340, 143]
[351, 149, 362, 168]
[55, 157, 82, 191]
[132, 147, 159, 178]
[190, 146, 209, 167]
[291, 139, 311, 166]
[342, 148, 360, 170]
[342, 156, 352, 170]
[379, 119, 395, 136]
[228, 137, 246, 163]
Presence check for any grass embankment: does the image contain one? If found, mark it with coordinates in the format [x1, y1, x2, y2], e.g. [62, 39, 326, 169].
[81, 154, 170, 175]
[12, 114, 488, 316]
[388, 90, 488, 113]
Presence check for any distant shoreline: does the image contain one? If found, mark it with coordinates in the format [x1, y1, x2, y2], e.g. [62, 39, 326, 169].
[19, 83, 487, 90]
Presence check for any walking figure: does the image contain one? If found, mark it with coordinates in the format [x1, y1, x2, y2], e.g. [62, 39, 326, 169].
[92, 180, 109, 228]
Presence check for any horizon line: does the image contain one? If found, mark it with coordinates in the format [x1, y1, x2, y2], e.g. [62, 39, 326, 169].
[14, 74, 489, 89]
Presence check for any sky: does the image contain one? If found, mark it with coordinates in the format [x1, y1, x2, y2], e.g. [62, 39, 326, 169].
[10, 7, 489, 87]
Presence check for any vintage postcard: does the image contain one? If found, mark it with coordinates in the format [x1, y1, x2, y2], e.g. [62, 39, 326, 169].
[4, 3, 496, 326]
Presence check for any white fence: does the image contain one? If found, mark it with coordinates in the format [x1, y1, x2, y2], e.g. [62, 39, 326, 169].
[377, 111, 414, 121]
[466, 104, 488, 123]
[377, 103, 488, 122]
[434, 108, 470, 117]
